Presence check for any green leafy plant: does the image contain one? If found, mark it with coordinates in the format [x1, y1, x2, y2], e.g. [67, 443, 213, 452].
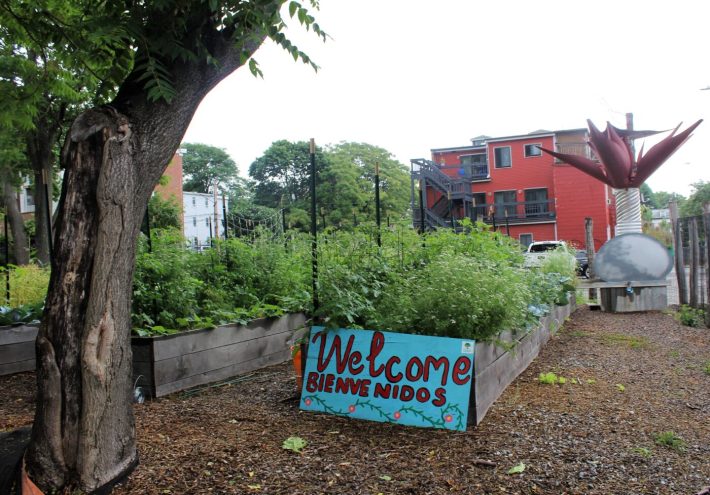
[653, 431, 686, 452]
[0, 302, 44, 326]
[282, 436, 307, 454]
[538, 248, 577, 305]
[128, 221, 575, 340]
[675, 305, 706, 328]
[704, 361, 710, 376]
[507, 462, 526, 475]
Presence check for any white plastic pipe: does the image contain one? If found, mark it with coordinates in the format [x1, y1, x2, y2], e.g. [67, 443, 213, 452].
[614, 187, 643, 235]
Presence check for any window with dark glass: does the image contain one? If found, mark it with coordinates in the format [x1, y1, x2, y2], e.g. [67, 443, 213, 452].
[494, 146, 512, 168]
[472, 192, 487, 219]
[494, 190, 516, 217]
[519, 233, 533, 247]
[460, 154, 488, 177]
[524, 143, 542, 157]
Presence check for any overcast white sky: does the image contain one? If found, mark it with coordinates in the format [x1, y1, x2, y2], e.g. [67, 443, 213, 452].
[183, 0, 709, 196]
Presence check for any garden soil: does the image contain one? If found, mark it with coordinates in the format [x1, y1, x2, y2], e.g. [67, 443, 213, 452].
[1, 307, 708, 495]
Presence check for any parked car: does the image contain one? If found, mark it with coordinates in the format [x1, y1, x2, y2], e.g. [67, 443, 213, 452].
[523, 241, 567, 267]
[574, 249, 589, 278]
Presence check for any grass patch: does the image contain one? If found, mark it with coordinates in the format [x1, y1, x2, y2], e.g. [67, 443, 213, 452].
[538, 372, 566, 385]
[600, 333, 649, 349]
[653, 431, 686, 452]
[631, 446, 653, 458]
[703, 361, 710, 376]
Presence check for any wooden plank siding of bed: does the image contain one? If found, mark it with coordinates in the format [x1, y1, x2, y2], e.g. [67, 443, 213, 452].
[132, 313, 307, 398]
[473, 300, 575, 425]
[0, 325, 38, 376]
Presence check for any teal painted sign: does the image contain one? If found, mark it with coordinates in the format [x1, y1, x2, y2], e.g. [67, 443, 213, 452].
[299, 327, 475, 431]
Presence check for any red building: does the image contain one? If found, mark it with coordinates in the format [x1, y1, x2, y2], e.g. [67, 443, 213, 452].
[412, 129, 615, 250]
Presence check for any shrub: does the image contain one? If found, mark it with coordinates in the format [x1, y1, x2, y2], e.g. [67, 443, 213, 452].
[0, 264, 50, 307]
[132, 230, 204, 329]
[378, 253, 531, 340]
[129, 221, 574, 340]
[538, 248, 577, 305]
[675, 305, 706, 328]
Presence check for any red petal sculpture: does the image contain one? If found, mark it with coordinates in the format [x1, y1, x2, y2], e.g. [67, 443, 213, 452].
[540, 119, 702, 188]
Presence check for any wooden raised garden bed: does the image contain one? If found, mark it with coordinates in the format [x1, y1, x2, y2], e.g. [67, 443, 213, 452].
[299, 299, 576, 430]
[0, 324, 38, 376]
[473, 299, 576, 424]
[132, 313, 307, 398]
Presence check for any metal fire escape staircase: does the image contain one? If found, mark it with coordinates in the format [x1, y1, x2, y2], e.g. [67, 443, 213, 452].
[410, 159, 474, 231]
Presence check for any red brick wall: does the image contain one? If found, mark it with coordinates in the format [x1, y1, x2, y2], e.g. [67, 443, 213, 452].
[552, 164, 613, 250]
[155, 154, 183, 203]
[153, 153, 184, 230]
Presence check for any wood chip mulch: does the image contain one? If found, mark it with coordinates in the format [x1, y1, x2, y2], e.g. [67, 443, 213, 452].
[1, 306, 708, 494]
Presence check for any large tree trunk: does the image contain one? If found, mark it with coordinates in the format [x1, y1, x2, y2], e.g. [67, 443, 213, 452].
[1, 176, 30, 265]
[25, 27, 267, 492]
[25, 107, 143, 491]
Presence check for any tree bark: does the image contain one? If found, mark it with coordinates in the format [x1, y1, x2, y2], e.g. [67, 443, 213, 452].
[1, 177, 30, 265]
[25, 22, 269, 492]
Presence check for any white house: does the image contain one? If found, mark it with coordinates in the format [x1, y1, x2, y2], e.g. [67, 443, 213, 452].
[18, 185, 35, 215]
[650, 208, 670, 227]
[183, 191, 228, 249]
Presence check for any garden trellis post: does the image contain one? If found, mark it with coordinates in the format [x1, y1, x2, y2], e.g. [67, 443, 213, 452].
[418, 180, 425, 234]
[375, 162, 381, 247]
[669, 200, 688, 305]
[688, 217, 699, 308]
[4, 213, 9, 305]
[42, 168, 53, 263]
[310, 138, 318, 312]
[222, 195, 229, 239]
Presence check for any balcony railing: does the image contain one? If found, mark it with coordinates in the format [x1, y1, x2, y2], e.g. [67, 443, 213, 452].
[440, 163, 489, 181]
[473, 199, 556, 224]
[554, 142, 598, 162]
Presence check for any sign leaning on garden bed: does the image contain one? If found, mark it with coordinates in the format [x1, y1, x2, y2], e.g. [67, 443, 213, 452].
[300, 327, 475, 431]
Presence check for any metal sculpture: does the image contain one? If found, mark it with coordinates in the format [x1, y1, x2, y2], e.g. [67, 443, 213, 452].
[541, 119, 702, 234]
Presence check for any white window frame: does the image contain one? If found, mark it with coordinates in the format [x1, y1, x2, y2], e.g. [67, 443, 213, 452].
[25, 187, 35, 207]
[493, 146, 512, 169]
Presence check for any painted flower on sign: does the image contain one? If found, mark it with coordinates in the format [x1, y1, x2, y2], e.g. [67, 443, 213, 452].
[540, 119, 702, 188]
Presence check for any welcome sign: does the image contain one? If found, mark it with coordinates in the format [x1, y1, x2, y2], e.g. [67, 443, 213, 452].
[299, 327, 475, 431]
